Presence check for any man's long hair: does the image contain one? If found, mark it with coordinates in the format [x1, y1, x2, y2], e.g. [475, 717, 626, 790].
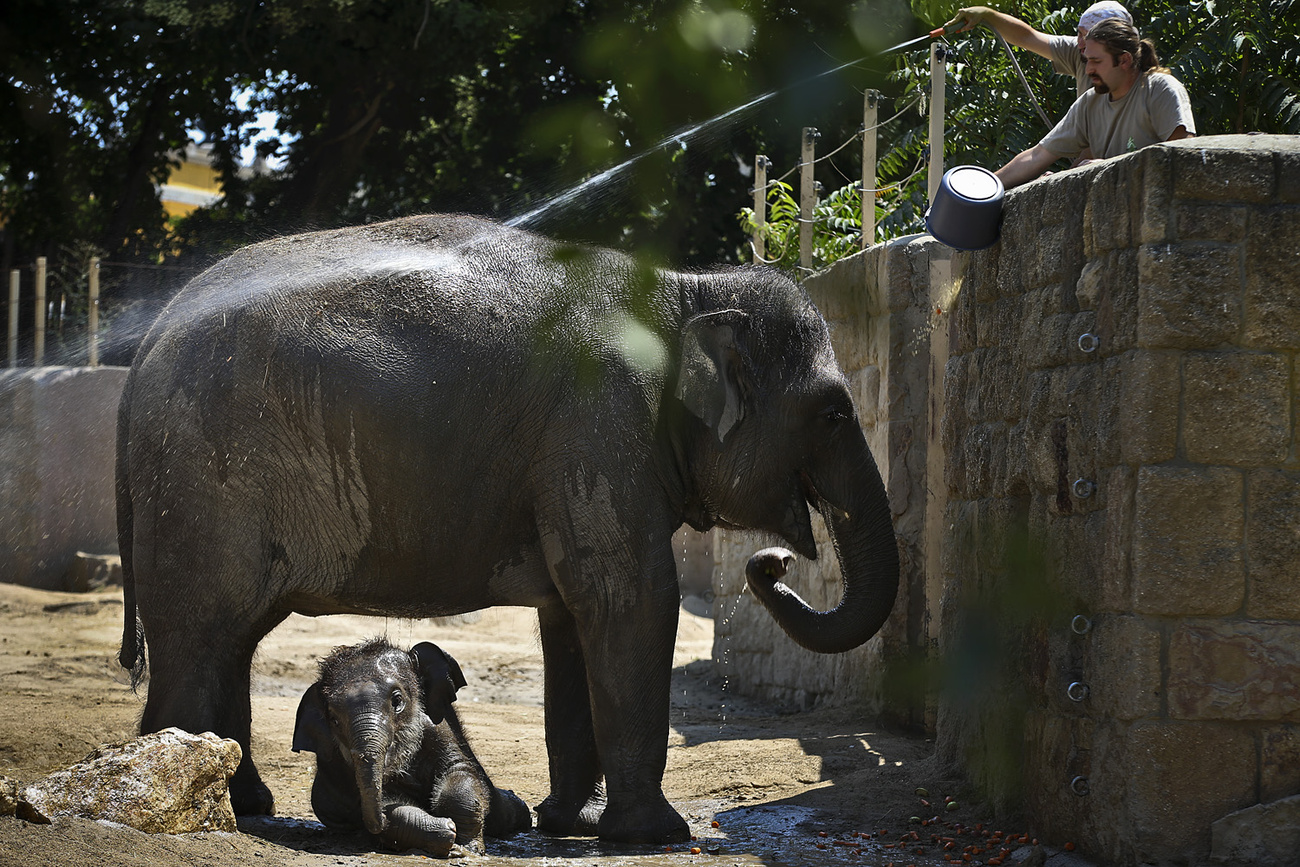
[1087, 18, 1171, 74]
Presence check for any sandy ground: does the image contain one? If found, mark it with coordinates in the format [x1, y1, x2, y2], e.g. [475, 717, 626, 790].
[0, 583, 1068, 867]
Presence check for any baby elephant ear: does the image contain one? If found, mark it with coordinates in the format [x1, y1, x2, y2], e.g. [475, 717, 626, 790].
[292, 682, 330, 754]
[411, 641, 467, 724]
[677, 309, 750, 445]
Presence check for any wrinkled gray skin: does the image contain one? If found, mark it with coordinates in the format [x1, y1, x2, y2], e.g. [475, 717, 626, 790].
[116, 214, 899, 844]
[292, 638, 530, 854]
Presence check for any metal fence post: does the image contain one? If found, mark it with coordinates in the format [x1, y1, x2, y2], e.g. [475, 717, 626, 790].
[928, 42, 947, 206]
[752, 155, 769, 264]
[862, 89, 879, 249]
[34, 256, 46, 367]
[799, 127, 819, 273]
[88, 257, 100, 367]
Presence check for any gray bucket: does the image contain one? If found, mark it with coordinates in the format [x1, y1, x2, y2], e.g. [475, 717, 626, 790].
[925, 165, 1004, 251]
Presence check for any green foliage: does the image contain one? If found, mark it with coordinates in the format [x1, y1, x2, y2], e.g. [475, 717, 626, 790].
[738, 180, 877, 272]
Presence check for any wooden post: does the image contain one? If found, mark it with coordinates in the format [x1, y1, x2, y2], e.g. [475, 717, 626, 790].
[7, 270, 18, 368]
[88, 257, 100, 367]
[862, 89, 879, 249]
[34, 256, 46, 367]
[928, 43, 947, 206]
[799, 127, 819, 273]
[752, 155, 768, 264]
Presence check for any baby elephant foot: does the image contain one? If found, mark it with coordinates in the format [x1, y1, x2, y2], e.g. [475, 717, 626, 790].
[598, 794, 689, 844]
[486, 787, 532, 838]
[535, 791, 605, 837]
[380, 806, 457, 857]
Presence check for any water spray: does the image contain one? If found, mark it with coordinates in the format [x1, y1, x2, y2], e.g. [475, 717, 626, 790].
[508, 24, 962, 231]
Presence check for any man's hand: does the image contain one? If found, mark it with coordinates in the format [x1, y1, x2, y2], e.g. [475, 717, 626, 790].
[943, 6, 995, 33]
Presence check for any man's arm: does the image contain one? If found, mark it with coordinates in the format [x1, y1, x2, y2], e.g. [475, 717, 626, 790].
[943, 6, 1056, 58]
[995, 145, 1064, 189]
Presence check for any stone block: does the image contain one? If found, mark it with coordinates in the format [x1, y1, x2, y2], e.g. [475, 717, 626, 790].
[1172, 145, 1275, 204]
[805, 251, 868, 322]
[1247, 469, 1300, 620]
[1281, 150, 1300, 203]
[1169, 621, 1300, 721]
[1067, 311, 1099, 365]
[1132, 466, 1244, 616]
[63, 552, 123, 592]
[1029, 223, 1066, 288]
[1127, 721, 1256, 864]
[1262, 726, 1300, 804]
[1245, 206, 1300, 348]
[1074, 258, 1103, 311]
[1137, 243, 1242, 349]
[1093, 248, 1139, 356]
[1212, 795, 1300, 867]
[19, 728, 240, 833]
[826, 316, 870, 373]
[851, 365, 881, 431]
[1099, 465, 1135, 611]
[1176, 201, 1249, 242]
[1138, 146, 1174, 244]
[1117, 349, 1180, 466]
[1085, 158, 1137, 253]
[1088, 615, 1162, 719]
[1183, 351, 1290, 466]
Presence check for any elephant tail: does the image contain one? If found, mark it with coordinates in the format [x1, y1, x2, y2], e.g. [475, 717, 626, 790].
[115, 368, 146, 687]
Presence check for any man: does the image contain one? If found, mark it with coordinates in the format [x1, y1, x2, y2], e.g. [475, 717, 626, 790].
[944, 1, 1134, 97]
[995, 19, 1195, 189]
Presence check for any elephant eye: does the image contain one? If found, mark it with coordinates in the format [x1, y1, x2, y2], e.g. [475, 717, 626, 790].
[819, 405, 851, 425]
[391, 689, 406, 714]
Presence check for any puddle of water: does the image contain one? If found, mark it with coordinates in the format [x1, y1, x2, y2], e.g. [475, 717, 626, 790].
[243, 800, 1044, 867]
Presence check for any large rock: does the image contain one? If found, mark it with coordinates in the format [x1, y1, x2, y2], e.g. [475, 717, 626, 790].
[1211, 795, 1300, 866]
[18, 728, 241, 833]
[0, 776, 18, 816]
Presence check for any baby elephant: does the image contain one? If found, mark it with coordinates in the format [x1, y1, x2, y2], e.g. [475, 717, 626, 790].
[292, 638, 531, 854]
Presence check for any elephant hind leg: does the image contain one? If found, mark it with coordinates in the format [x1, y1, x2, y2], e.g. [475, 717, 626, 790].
[533, 600, 605, 837]
[139, 608, 286, 815]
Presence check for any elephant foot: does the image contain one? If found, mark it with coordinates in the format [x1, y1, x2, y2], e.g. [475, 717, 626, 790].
[379, 806, 456, 857]
[486, 788, 532, 838]
[535, 792, 605, 837]
[229, 769, 275, 816]
[597, 794, 690, 844]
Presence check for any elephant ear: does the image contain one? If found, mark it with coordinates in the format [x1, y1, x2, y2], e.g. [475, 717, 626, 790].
[292, 682, 331, 754]
[411, 641, 466, 725]
[676, 309, 751, 444]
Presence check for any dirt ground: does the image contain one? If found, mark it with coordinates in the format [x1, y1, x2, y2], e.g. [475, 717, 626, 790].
[0, 582, 1064, 867]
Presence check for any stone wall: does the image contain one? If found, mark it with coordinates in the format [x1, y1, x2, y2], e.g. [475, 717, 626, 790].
[712, 134, 1300, 865]
[0, 367, 128, 589]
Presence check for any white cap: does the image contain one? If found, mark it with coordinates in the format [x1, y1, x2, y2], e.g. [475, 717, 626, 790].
[1079, 1, 1133, 32]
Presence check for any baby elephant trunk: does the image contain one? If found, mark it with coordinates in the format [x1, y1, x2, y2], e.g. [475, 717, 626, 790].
[353, 748, 388, 835]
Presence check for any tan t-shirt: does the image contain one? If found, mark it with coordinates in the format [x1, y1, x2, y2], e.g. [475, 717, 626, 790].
[1047, 34, 1091, 97]
[1038, 71, 1196, 160]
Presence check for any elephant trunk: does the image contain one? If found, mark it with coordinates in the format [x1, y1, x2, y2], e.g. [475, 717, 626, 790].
[746, 436, 899, 654]
[350, 726, 390, 835]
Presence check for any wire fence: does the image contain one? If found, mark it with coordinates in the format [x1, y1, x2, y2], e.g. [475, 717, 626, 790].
[747, 43, 953, 275]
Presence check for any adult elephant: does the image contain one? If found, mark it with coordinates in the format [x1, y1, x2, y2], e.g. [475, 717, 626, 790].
[116, 214, 899, 844]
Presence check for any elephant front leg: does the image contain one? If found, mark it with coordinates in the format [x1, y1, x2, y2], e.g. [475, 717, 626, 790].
[582, 580, 689, 844]
[535, 600, 606, 836]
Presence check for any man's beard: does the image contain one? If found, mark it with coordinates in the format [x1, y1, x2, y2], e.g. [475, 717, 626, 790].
[1092, 78, 1111, 94]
